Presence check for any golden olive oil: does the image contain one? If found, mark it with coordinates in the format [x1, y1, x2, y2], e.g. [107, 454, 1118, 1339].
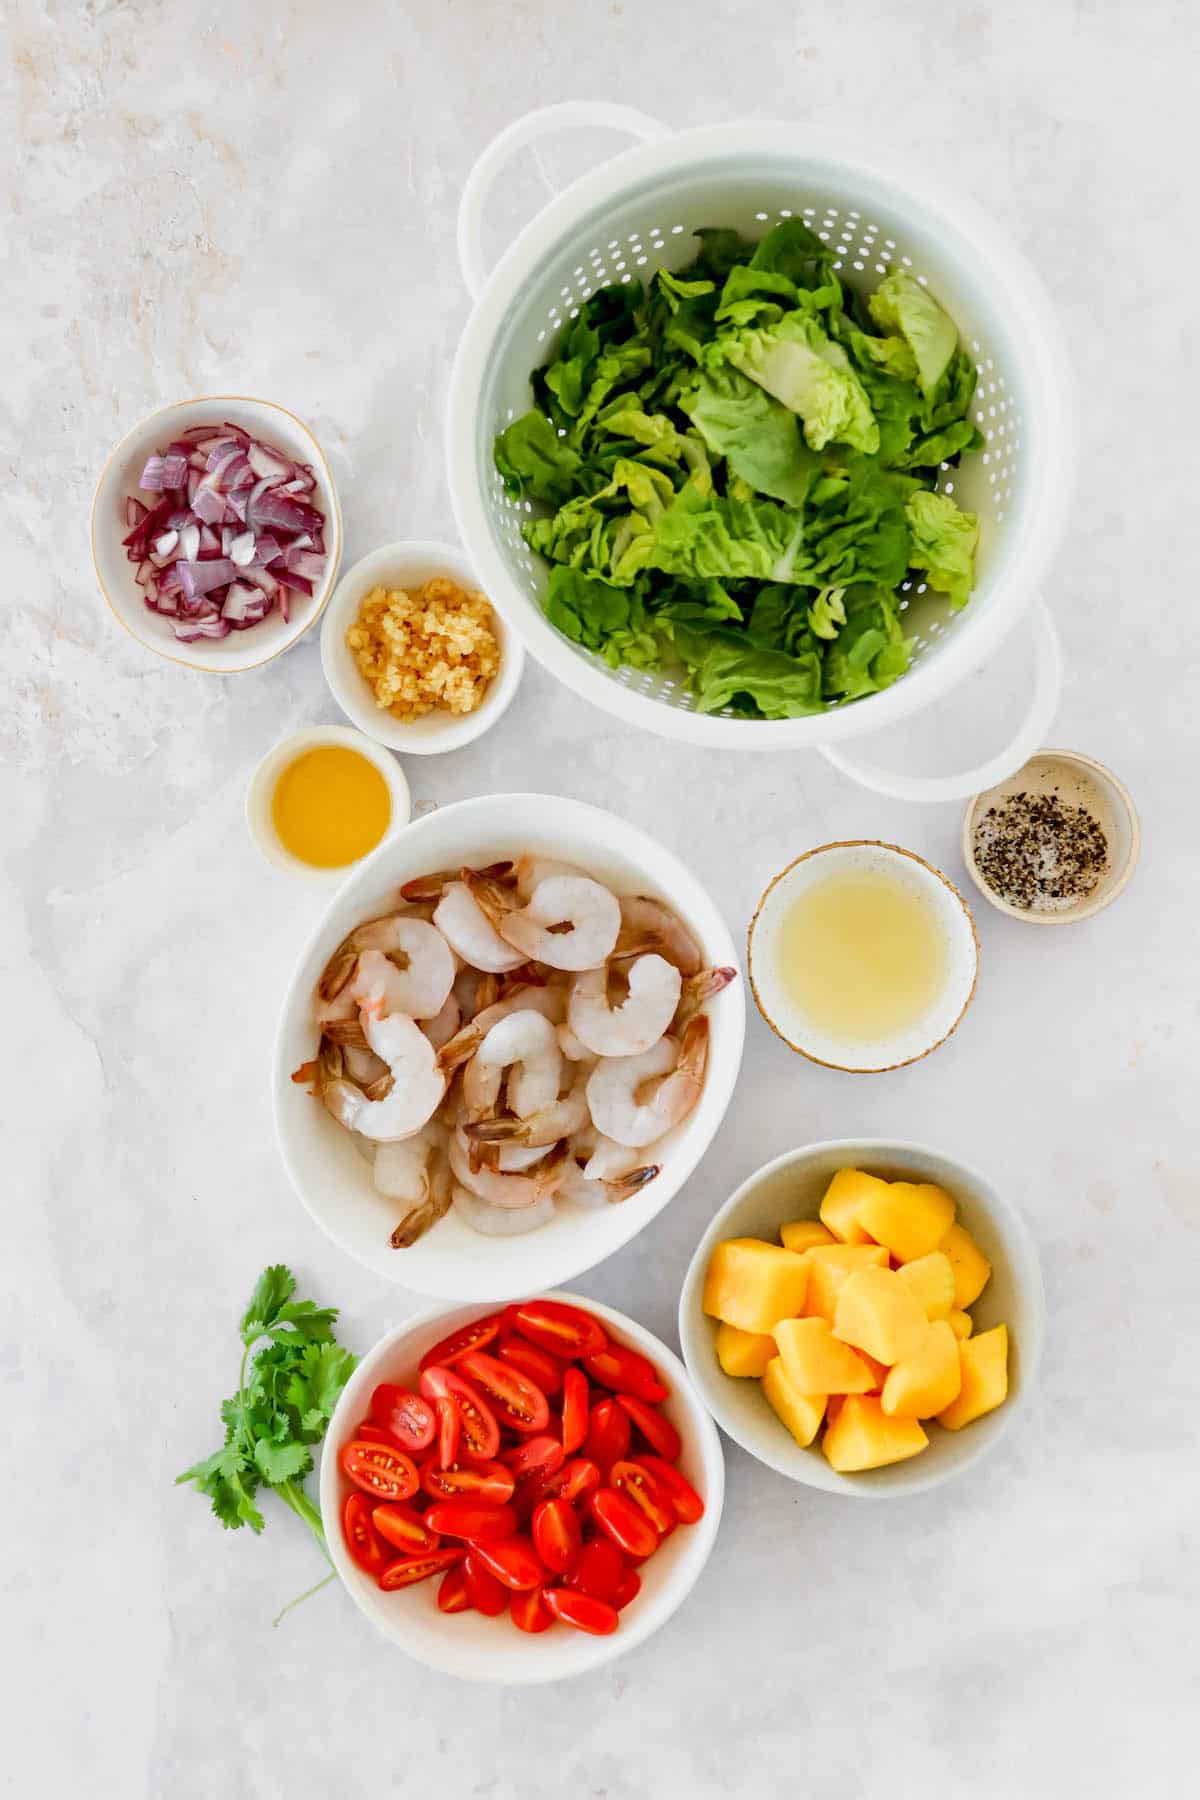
[271, 745, 391, 869]
[776, 867, 948, 1044]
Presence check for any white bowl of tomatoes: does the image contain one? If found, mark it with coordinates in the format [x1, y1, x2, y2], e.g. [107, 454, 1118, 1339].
[320, 1293, 724, 1682]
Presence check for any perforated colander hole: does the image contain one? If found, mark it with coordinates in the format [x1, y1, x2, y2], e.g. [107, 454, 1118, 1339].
[670, 225, 684, 234]
[755, 211, 769, 221]
[779, 208, 793, 218]
[901, 255, 913, 267]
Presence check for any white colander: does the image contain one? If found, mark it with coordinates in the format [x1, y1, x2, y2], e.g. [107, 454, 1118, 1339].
[447, 104, 1072, 800]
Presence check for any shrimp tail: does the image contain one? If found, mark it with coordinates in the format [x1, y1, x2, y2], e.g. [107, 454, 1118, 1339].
[609, 1164, 660, 1201]
[675, 965, 738, 1030]
[322, 1016, 371, 1049]
[461, 868, 516, 924]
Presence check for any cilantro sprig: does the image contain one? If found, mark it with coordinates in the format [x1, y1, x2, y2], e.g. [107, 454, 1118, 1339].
[176, 1265, 357, 1560]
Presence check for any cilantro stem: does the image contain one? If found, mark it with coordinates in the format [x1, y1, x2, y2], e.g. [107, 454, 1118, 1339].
[272, 1570, 337, 1630]
[274, 1478, 331, 1560]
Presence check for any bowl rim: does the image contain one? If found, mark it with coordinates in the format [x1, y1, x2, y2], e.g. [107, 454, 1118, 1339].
[90, 393, 343, 674]
[245, 724, 412, 881]
[746, 841, 980, 1072]
[960, 747, 1141, 925]
[319, 1289, 726, 1682]
[271, 790, 746, 1296]
[678, 1136, 1045, 1498]
[319, 537, 525, 755]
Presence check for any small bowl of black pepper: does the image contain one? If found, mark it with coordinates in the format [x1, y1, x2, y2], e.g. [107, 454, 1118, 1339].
[961, 750, 1139, 925]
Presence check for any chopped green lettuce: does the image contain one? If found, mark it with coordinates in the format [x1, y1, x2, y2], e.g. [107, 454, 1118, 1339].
[905, 489, 979, 609]
[868, 270, 958, 397]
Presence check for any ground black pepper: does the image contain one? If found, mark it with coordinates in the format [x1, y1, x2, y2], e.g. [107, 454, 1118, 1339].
[972, 790, 1108, 913]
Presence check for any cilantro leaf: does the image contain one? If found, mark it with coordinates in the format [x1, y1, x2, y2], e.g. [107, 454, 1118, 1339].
[268, 1298, 340, 1343]
[253, 1438, 313, 1485]
[239, 1265, 296, 1343]
[285, 1342, 358, 1438]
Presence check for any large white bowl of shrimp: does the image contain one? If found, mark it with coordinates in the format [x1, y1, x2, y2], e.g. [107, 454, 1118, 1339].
[274, 793, 745, 1299]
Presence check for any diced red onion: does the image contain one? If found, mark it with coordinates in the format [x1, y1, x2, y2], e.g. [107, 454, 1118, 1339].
[123, 419, 325, 640]
[179, 558, 237, 599]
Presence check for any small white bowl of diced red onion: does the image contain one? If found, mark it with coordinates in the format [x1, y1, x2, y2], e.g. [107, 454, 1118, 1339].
[91, 395, 343, 672]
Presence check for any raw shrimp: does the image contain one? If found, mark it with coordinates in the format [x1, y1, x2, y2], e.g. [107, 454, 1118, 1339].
[558, 1158, 661, 1208]
[461, 1010, 562, 1124]
[376, 1131, 453, 1248]
[422, 992, 461, 1052]
[515, 854, 585, 901]
[495, 876, 622, 973]
[342, 1042, 390, 1088]
[449, 1130, 568, 1209]
[437, 985, 566, 1072]
[319, 913, 452, 1010]
[674, 965, 738, 1030]
[434, 880, 527, 974]
[567, 953, 682, 1057]
[336, 920, 455, 1022]
[467, 1066, 590, 1149]
[585, 1015, 709, 1148]
[320, 1010, 446, 1141]
[557, 1020, 598, 1064]
[400, 861, 514, 904]
[453, 1185, 556, 1236]
[612, 895, 702, 976]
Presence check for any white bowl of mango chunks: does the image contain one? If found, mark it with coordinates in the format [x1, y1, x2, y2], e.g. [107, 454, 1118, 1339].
[678, 1139, 1045, 1497]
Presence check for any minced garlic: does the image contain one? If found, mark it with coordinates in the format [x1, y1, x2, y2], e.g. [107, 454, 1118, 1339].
[347, 577, 500, 721]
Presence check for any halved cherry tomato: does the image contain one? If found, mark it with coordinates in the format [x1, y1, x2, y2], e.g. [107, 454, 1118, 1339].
[423, 1500, 516, 1543]
[633, 1454, 705, 1524]
[462, 1551, 509, 1616]
[583, 1343, 669, 1403]
[419, 1312, 503, 1371]
[615, 1393, 682, 1461]
[353, 1422, 404, 1448]
[469, 1534, 546, 1592]
[513, 1299, 607, 1360]
[588, 1486, 660, 1560]
[612, 1566, 641, 1611]
[437, 1565, 473, 1614]
[561, 1368, 589, 1456]
[501, 1434, 565, 1488]
[369, 1384, 436, 1453]
[610, 1459, 675, 1535]
[419, 1364, 500, 1462]
[419, 1457, 515, 1505]
[498, 1336, 565, 1396]
[341, 1439, 419, 1503]
[583, 1397, 631, 1474]
[543, 1588, 618, 1636]
[434, 1396, 460, 1470]
[541, 1457, 602, 1507]
[372, 1502, 441, 1556]
[532, 1497, 582, 1575]
[510, 1585, 554, 1634]
[457, 1350, 550, 1436]
[378, 1547, 463, 1591]
[342, 1492, 390, 1576]
[567, 1535, 625, 1603]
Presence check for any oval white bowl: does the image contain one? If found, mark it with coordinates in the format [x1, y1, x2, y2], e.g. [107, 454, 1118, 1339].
[91, 395, 343, 673]
[245, 725, 412, 883]
[273, 793, 745, 1298]
[320, 1293, 725, 1683]
[321, 539, 524, 753]
[678, 1138, 1045, 1497]
[748, 841, 979, 1072]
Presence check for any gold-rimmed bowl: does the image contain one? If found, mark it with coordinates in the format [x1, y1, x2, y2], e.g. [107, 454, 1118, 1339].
[90, 395, 343, 673]
[747, 841, 979, 1073]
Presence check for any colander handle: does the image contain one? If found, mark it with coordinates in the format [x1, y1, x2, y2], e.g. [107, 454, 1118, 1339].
[817, 598, 1063, 803]
[457, 102, 671, 301]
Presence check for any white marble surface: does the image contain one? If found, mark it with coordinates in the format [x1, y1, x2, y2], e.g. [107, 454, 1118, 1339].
[4, 3, 1197, 1795]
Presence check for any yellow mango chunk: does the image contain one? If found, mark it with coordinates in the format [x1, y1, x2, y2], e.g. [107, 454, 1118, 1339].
[762, 1356, 826, 1448]
[895, 1251, 955, 1320]
[822, 1395, 928, 1473]
[780, 1218, 836, 1253]
[703, 1238, 810, 1335]
[939, 1223, 992, 1308]
[774, 1317, 875, 1394]
[948, 1309, 974, 1341]
[938, 1325, 1008, 1430]
[881, 1321, 962, 1418]
[803, 1243, 890, 1323]
[716, 1320, 776, 1378]
[855, 1179, 956, 1263]
[833, 1266, 929, 1365]
[819, 1168, 886, 1244]
[857, 1350, 891, 1392]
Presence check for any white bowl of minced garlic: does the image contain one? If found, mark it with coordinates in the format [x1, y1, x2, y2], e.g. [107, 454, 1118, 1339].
[321, 539, 524, 754]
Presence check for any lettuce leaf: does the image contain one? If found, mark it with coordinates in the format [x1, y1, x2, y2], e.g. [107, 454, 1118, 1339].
[713, 312, 879, 454]
[678, 365, 818, 507]
[905, 489, 979, 608]
[868, 270, 958, 396]
[494, 411, 583, 506]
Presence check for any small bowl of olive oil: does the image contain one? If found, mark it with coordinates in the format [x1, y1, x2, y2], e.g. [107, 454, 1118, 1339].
[748, 841, 979, 1072]
[246, 725, 411, 881]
